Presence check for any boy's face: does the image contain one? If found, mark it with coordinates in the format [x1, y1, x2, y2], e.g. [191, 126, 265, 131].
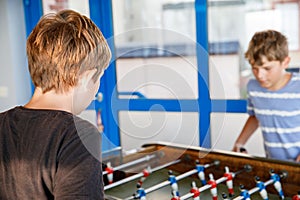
[72, 70, 102, 115]
[251, 56, 290, 91]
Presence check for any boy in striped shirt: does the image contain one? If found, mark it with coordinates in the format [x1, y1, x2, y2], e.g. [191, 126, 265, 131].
[233, 30, 300, 162]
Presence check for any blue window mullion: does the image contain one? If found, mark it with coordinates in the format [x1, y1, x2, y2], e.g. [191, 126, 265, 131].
[23, 0, 43, 93]
[195, 0, 211, 148]
[89, 0, 120, 147]
[212, 100, 247, 113]
[113, 99, 199, 112]
[23, 0, 43, 37]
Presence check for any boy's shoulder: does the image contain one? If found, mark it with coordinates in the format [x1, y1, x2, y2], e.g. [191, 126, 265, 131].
[0, 106, 92, 128]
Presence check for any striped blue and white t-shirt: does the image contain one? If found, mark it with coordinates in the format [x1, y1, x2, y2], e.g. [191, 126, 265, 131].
[247, 72, 300, 161]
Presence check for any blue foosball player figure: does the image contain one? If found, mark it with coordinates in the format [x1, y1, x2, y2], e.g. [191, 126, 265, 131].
[133, 183, 146, 200]
[255, 176, 268, 200]
[239, 184, 251, 200]
[168, 170, 179, 196]
[269, 169, 284, 199]
[195, 160, 206, 185]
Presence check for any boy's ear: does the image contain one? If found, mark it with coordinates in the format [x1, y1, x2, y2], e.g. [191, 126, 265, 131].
[282, 56, 291, 69]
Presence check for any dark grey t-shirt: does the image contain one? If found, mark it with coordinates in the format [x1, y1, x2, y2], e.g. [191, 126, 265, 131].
[0, 106, 104, 199]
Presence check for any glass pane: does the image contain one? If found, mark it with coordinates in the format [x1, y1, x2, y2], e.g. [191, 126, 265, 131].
[210, 113, 265, 157]
[112, 0, 198, 99]
[208, 0, 300, 99]
[42, 0, 90, 16]
[119, 111, 199, 151]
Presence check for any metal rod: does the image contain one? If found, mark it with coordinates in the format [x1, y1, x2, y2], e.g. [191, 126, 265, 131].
[234, 164, 252, 177]
[248, 179, 273, 195]
[233, 179, 275, 200]
[204, 160, 220, 168]
[145, 169, 198, 193]
[104, 159, 181, 191]
[124, 169, 199, 200]
[103, 154, 156, 175]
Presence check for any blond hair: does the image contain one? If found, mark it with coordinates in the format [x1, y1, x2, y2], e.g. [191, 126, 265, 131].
[245, 30, 288, 66]
[26, 10, 111, 93]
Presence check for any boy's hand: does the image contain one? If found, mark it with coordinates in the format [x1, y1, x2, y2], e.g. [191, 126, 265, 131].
[239, 147, 248, 154]
[232, 143, 248, 154]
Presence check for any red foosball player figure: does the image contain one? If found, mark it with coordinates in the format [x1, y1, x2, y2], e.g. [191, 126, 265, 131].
[105, 162, 114, 184]
[292, 191, 300, 200]
[208, 173, 217, 200]
[223, 166, 234, 197]
[138, 166, 151, 185]
[190, 181, 200, 200]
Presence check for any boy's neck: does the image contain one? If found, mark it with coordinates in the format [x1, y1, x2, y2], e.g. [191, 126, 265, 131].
[271, 72, 292, 91]
[24, 87, 74, 113]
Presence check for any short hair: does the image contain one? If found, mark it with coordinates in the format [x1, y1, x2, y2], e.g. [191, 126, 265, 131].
[26, 9, 111, 93]
[245, 30, 288, 66]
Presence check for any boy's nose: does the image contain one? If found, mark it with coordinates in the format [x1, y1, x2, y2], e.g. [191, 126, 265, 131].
[257, 69, 265, 79]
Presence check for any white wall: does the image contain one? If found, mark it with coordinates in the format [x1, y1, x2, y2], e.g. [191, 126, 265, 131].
[211, 113, 265, 157]
[116, 57, 198, 99]
[0, 0, 31, 112]
[119, 111, 199, 151]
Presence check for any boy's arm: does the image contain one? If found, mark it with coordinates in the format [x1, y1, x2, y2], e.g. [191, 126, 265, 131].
[232, 115, 259, 152]
[296, 154, 300, 162]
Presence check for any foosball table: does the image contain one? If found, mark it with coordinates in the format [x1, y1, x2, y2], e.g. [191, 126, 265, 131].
[102, 142, 300, 200]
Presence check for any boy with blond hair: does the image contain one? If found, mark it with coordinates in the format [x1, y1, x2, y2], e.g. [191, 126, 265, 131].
[233, 30, 300, 162]
[0, 10, 111, 199]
